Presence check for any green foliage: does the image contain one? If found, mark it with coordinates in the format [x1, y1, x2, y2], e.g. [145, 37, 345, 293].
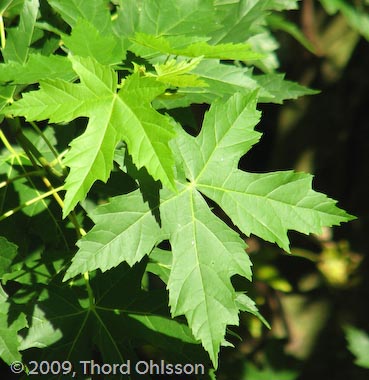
[0, 284, 27, 365]
[0, 0, 354, 378]
[344, 326, 369, 369]
[243, 363, 299, 380]
[7, 55, 176, 216]
[320, 0, 369, 41]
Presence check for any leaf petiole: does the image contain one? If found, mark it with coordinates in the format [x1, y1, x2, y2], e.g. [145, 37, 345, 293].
[9, 119, 65, 179]
[0, 14, 5, 49]
[0, 185, 64, 221]
[0, 169, 46, 190]
[83, 271, 95, 310]
[29, 121, 66, 172]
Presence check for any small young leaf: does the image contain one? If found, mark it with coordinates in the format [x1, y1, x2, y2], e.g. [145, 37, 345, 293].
[150, 57, 207, 88]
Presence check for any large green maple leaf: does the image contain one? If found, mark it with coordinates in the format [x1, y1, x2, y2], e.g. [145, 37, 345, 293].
[65, 92, 354, 366]
[5, 55, 176, 217]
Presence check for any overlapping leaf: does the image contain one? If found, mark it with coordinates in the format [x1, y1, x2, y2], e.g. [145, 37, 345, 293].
[130, 33, 263, 61]
[0, 240, 208, 376]
[66, 92, 354, 367]
[18, 262, 208, 379]
[0, 236, 27, 364]
[0, 285, 27, 365]
[210, 0, 298, 44]
[0, 237, 17, 280]
[165, 92, 353, 361]
[0, 54, 75, 84]
[0, 0, 356, 376]
[4, 55, 176, 216]
[150, 57, 207, 88]
[47, 0, 112, 33]
[154, 59, 317, 109]
[0, 0, 39, 111]
[114, 0, 219, 38]
[1, 0, 39, 63]
[64, 191, 165, 279]
[62, 19, 127, 65]
[208, 0, 301, 71]
[0, 19, 126, 86]
[190, 94, 353, 250]
[0, 0, 24, 16]
[159, 186, 253, 365]
[320, 0, 369, 41]
[345, 325, 369, 368]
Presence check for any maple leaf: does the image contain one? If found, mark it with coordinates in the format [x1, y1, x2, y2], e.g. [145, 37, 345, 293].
[47, 0, 112, 34]
[0, 0, 357, 376]
[148, 57, 207, 88]
[153, 59, 318, 109]
[114, 0, 219, 38]
[5, 55, 176, 217]
[15, 261, 208, 375]
[0, 239, 27, 366]
[210, 0, 298, 44]
[63, 190, 165, 275]
[62, 19, 127, 65]
[130, 32, 263, 61]
[65, 91, 354, 366]
[0, 286, 27, 365]
[0, 0, 39, 111]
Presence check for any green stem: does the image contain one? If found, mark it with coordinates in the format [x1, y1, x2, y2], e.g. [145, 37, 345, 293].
[0, 169, 45, 189]
[17, 132, 85, 236]
[17, 132, 86, 236]
[0, 185, 64, 221]
[84, 271, 95, 309]
[69, 211, 86, 238]
[34, 21, 63, 36]
[0, 129, 14, 153]
[290, 248, 319, 262]
[29, 121, 65, 171]
[2, 122, 86, 239]
[55, 149, 69, 162]
[0, 14, 5, 49]
[10, 119, 64, 179]
[0, 129, 70, 250]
